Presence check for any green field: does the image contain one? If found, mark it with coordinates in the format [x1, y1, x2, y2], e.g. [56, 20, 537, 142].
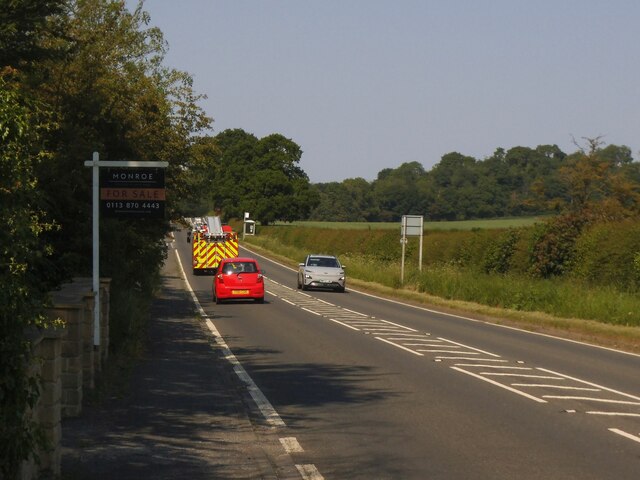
[274, 217, 546, 230]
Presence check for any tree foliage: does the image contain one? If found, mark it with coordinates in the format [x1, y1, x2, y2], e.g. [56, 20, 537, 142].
[1, 0, 211, 473]
[308, 142, 639, 223]
[186, 129, 318, 224]
[0, 78, 53, 480]
[0, 0, 65, 70]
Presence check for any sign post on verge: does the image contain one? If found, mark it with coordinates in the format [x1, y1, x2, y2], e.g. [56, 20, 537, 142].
[84, 152, 168, 346]
[243, 212, 256, 240]
[400, 215, 424, 284]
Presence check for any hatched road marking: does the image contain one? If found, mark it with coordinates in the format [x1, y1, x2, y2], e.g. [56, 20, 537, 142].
[265, 276, 640, 447]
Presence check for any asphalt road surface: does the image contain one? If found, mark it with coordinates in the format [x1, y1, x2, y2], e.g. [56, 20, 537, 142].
[176, 227, 640, 480]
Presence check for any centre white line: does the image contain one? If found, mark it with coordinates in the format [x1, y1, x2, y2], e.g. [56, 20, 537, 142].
[280, 437, 304, 453]
[296, 464, 325, 480]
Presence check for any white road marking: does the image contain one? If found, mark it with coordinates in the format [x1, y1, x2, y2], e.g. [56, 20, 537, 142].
[174, 249, 208, 318]
[481, 373, 564, 379]
[296, 464, 325, 480]
[537, 368, 640, 402]
[542, 396, 640, 406]
[451, 367, 547, 403]
[389, 337, 433, 347]
[608, 428, 640, 444]
[280, 437, 304, 453]
[316, 298, 335, 306]
[382, 333, 430, 338]
[438, 338, 501, 357]
[205, 319, 285, 427]
[589, 412, 640, 417]
[362, 328, 411, 333]
[252, 248, 640, 360]
[174, 249, 285, 428]
[437, 356, 504, 361]
[329, 318, 361, 331]
[512, 384, 601, 391]
[347, 322, 389, 327]
[417, 349, 464, 354]
[376, 337, 424, 356]
[342, 308, 368, 316]
[454, 364, 532, 370]
[259, 267, 640, 426]
[380, 319, 419, 331]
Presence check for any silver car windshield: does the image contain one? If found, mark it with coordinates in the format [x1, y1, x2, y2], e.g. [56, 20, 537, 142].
[308, 257, 339, 268]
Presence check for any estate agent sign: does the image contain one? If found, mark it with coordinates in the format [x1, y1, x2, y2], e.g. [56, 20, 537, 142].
[85, 153, 168, 347]
[100, 167, 165, 218]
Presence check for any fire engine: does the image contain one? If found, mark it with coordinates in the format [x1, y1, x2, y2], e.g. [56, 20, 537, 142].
[188, 216, 238, 275]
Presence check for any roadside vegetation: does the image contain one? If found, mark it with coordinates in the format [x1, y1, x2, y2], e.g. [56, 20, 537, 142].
[245, 227, 640, 352]
[2, 1, 207, 475]
[242, 222, 640, 353]
[274, 217, 546, 230]
[243, 221, 640, 327]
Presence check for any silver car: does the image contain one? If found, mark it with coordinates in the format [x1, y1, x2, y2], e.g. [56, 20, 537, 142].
[297, 254, 346, 292]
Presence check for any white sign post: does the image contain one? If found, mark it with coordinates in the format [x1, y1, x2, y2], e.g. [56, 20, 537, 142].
[84, 152, 168, 346]
[400, 215, 424, 284]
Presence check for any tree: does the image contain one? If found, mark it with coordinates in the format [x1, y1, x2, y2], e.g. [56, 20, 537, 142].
[0, 0, 65, 71]
[371, 161, 427, 221]
[343, 177, 379, 221]
[30, 0, 211, 277]
[309, 178, 378, 222]
[2, 1, 215, 472]
[426, 153, 478, 220]
[558, 138, 640, 220]
[202, 129, 318, 224]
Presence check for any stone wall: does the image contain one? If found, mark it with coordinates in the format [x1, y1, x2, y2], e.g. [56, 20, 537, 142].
[20, 278, 110, 480]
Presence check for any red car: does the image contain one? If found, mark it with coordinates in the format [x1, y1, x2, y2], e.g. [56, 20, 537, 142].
[213, 257, 264, 304]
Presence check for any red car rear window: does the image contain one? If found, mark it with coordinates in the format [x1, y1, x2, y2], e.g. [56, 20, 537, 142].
[221, 262, 257, 274]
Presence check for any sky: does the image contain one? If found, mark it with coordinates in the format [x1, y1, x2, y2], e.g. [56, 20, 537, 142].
[130, 0, 640, 183]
